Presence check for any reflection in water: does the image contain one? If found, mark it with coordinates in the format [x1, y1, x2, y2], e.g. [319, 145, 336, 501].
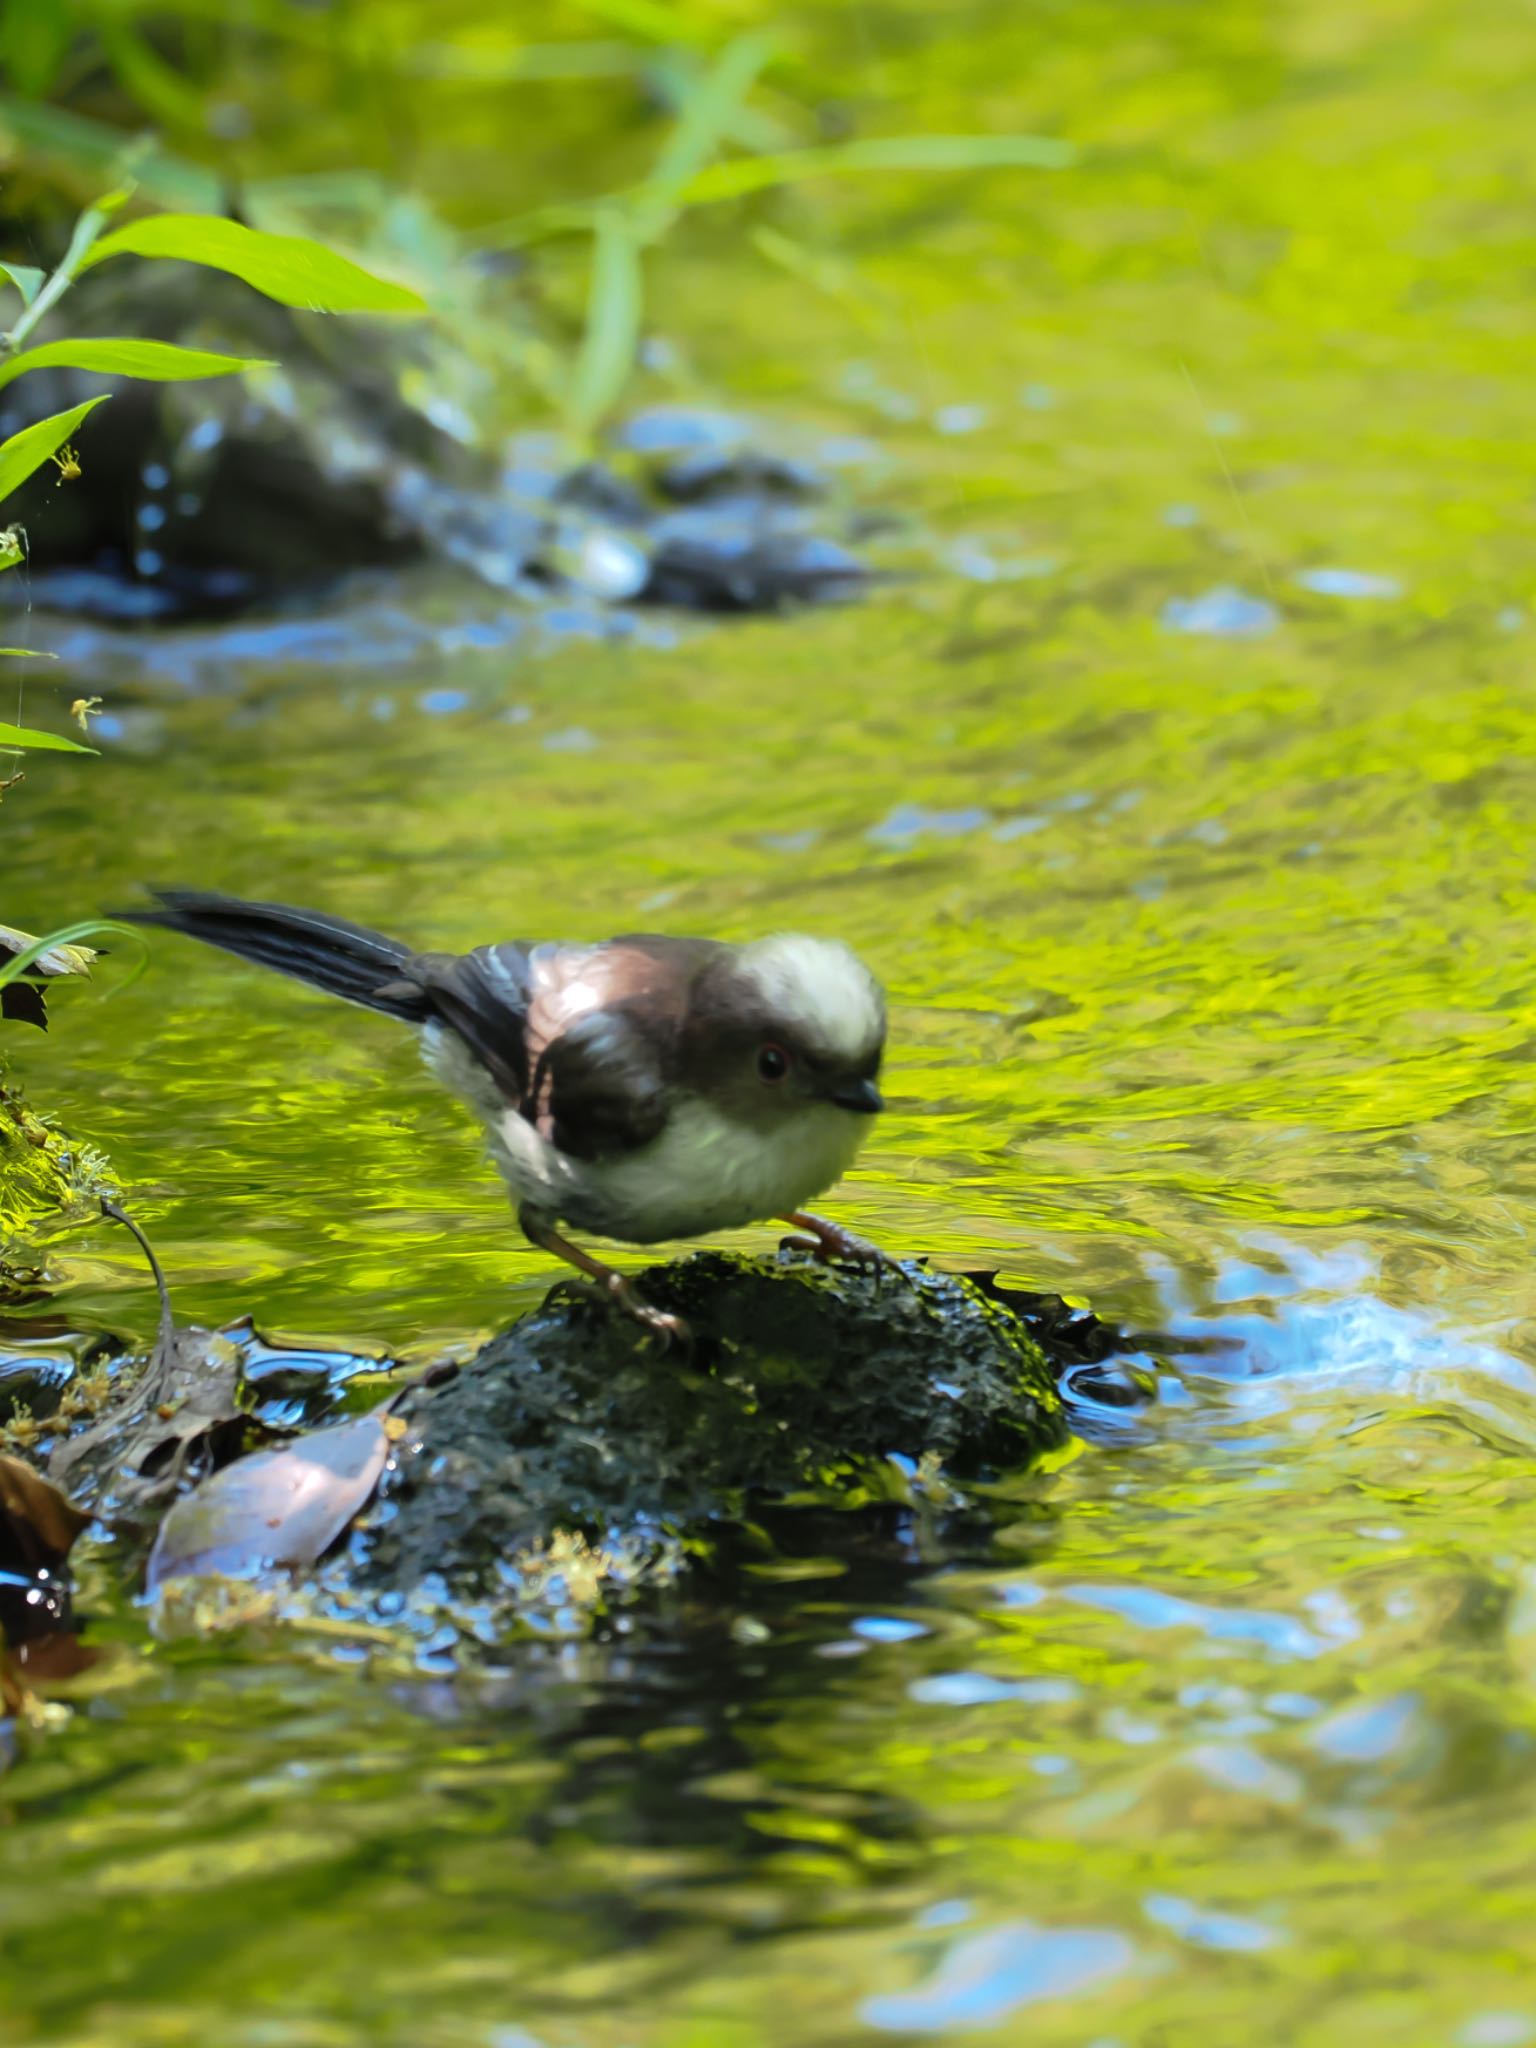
[861, 1919, 1139, 2033]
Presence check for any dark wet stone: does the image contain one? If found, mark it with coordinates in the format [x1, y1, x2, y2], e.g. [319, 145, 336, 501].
[0, 256, 874, 624]
[641, 528, 867, 611]
[353, 1252, 1065, 1620]
[963, 1272, 1137, 1365]
[656, 449, 824, 504]
[550, 462, 650, 524]
[0, 1352, 74, 1424]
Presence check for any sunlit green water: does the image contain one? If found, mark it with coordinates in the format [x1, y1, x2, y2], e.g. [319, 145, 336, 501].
[8, 0, 1536, 2039]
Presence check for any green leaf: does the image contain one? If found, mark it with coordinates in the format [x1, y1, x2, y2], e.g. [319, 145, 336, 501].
[92, 19, 210, 134]
[0, 339, 273, 395]
[484, 130, 1076, 250]
[0, 720, 96, 754]
[666, 132, 1075, 207]
[0, 261, 45, 310]
[568, 211, 643, 437]
[0, 7, 75, 99]
[571, 0, 710, 45]
[0, 648, 56, 659]
[80, 214, 427, 314]
[638, 32, 776, 239]
[0, 395, 109, 504]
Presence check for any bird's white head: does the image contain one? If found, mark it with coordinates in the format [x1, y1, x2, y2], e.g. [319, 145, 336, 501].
[732, 933, 886, 1071]
[681, 932, 887, 1139]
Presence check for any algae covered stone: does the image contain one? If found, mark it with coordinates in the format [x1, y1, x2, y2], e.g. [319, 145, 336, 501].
[354, 1252, 1066, 1619]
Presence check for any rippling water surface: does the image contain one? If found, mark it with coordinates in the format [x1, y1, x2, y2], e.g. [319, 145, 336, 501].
[7, 0, 1536, 2039]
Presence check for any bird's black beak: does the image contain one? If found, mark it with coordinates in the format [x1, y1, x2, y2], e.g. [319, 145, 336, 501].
[827, 1076, 884, 1115]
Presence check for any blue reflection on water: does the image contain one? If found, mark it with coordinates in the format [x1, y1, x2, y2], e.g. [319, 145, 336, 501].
[862, 1920, 1137, 2033]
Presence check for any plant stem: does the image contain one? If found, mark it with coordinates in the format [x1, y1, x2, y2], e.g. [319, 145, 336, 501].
[0, 206, 108, 357]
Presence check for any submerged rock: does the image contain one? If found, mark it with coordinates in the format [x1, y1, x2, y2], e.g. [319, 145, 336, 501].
[350, 1252, 1066, 1625]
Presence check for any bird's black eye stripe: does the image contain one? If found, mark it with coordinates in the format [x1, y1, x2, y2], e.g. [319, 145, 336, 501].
[757, 1042, 790, 1083]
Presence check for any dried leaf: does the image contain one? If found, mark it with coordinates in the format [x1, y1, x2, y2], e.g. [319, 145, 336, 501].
[0, 1452, 89, 1574]
[0, 922, 100, 979]
[5, 1634, 103, 1685]
[0, 982, 48, 1029]
[0, 922, 99, 1029]
[49, 1323, 248, 1510]
[146, 1408, 395, 1590]
[49, 1203, 256, 1515]
[0, 1451, 89, 1657]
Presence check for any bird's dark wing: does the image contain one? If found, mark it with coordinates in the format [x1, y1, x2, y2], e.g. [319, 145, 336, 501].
[535, 1005, 673, 1159]
[385, 943, 534, 1102]
[519, 936, 724, 1161]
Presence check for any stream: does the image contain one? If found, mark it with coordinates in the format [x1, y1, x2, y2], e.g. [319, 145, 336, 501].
[5, 0, 1536, 2038]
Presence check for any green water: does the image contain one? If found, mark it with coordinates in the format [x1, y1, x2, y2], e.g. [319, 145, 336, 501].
[8, 0, 1536, 2038]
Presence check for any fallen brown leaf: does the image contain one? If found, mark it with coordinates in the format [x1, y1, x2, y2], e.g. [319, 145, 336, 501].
[49, 1202, 261, 1517]
[0, 1451, 94, 1712]
[0, 1452, 89, 1576]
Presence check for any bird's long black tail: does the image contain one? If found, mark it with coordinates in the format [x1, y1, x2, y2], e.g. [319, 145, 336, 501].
[117, 889, 429, 1021]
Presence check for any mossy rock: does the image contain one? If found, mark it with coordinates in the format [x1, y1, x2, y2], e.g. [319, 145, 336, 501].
[350, 1253, 1066, 1625]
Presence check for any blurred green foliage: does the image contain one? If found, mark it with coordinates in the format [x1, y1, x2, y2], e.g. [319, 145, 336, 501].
[0, 0, 1070, 436]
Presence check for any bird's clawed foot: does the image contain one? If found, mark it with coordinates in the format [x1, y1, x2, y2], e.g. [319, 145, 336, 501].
[521, 1206, 692, 1354]
[777, 1210, 897, 1275]
[604, 1271, 693, 1353]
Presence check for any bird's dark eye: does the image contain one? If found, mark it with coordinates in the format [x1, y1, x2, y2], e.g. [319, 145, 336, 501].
[757, 1042, 790, 1084]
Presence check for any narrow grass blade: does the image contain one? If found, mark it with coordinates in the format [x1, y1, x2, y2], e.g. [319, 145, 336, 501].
[671, 132, 1074, 206]
[567, 211, 643, 436]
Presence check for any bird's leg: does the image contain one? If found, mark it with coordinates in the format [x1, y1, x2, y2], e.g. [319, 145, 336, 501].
[519, 1207, 691, 1349]
[776, 1210, 895, 1271]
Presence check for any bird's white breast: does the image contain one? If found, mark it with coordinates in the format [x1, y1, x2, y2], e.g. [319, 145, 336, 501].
[422, 1021, 868, 1245]
[564, 1093, 869, 1243]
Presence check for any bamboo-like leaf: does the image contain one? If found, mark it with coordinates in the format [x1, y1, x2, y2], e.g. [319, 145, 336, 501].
[93, 18, 212, 133]
[0, 648, 54, 658]
[0, 720, 96, 754]
[0, 339, 273, 395]
[573, 0, 710, 45]
[0, 97, 224, 212]
[568, 211, 643, 436]
[486, 130, 1075, 250]
[638, 32, 776, 238]
[0, 260, 45, 309]
[80, 214, 427, 314]
[666, 132, 1075, 206]
[0, 395, 109, 504]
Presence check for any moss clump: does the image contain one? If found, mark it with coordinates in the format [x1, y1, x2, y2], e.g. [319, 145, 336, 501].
[0, 1072, 115, 1292]
[353, 1252, 1065, 1624]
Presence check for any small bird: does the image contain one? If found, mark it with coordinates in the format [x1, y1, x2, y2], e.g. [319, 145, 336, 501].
[119, 891, 889, 1343]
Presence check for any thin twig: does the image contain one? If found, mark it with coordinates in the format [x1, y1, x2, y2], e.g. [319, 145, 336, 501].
[98, 1196, 174, 1360]
[0, 206, 107, 357]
